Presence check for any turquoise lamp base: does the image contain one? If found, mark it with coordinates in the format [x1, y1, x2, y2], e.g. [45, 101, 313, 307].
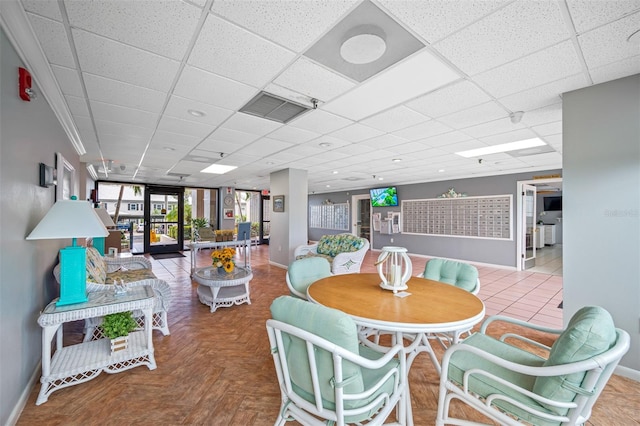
[56, 245, 88, 306]
[93, 236, 106, 256]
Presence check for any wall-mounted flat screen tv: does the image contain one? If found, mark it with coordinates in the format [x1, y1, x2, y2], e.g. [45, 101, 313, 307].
[543, 196, 562, 211]
[370, 186, 398, 207]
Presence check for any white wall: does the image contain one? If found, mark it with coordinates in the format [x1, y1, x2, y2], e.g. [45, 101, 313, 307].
[563, 74, 640, 371]
[0, 28, 81, 423]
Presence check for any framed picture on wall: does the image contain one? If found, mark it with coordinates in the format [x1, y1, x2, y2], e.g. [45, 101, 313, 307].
[273, 195, 284, 212]
[224, 209, 234, 219]
[55, 152, 75, 201]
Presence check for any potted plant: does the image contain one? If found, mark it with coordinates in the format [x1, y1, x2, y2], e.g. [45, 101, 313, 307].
[191, 217, 208, 241]
[100, 311, 137, 355]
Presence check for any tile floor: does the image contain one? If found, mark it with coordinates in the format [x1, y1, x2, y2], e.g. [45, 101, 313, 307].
[527, 243, 563, 276]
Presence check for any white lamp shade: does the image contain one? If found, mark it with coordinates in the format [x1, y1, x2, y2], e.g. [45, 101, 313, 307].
[94, 207, 116, 227]
[27, 199, 108, 240]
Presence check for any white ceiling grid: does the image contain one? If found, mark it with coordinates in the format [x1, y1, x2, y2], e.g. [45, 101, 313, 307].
[8, 0, 639, 193]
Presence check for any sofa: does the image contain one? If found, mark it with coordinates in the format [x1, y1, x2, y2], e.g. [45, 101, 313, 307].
[53, 247, 172, 339]
[294, 233, 369, 274]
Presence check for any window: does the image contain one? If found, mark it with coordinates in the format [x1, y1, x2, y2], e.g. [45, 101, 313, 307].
[101, 202, 108, 209]
[153, 203, 163, 211]
[128, 203, 139, 211]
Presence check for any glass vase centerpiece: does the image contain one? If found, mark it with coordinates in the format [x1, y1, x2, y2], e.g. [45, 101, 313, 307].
[211, 247, 236, 274]
[375, 246, 412, 293]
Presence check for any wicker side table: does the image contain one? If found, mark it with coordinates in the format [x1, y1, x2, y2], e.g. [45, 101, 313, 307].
[193, 266, 253, 313]
[36, 285, 156, 405]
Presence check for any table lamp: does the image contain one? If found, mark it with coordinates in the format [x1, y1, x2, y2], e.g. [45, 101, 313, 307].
[27, 196, 108, 306]
[93, 207, 116, 255]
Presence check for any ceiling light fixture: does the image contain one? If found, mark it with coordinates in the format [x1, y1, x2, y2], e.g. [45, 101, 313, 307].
[332, 171, 339, 174]
[188, 109, 206, 117]
[340, 27, 387, 64]
[509, 111, 524, 124]
[438, 169, 445, 173]
[455, 137, 546, 158]
[163, 147, 175, 151]
[392, 158, 401, 162]
[201, 164, 237, 174]
[319, 142, 332, 148]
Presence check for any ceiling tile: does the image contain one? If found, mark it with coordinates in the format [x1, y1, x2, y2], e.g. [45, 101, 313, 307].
[567, 0, 640, 33]
[406, 80, 492, 118]
[164, 95, 234, 126]
[188, 15, 296, 87]
[90, 100, 159, 129]
[243, 138, 294, 157]
[150, 130, 202, 148]
[157, 115, 216, 139]
[473, 41, 583, 98]
[329, 123, 384, 142]
[174, 65, 258, 111]
[72, 28, 180, 92]
[479, 128, 538, 146]
[498, 73, 588, 112]
[273, 57, 356, 103]
[22, 0, 62, 21]
[65, 95, 90, 117]
[532, 121, 563, 136]
[289, 110, 353, 134]
[207, 127, 260, 146]
[65, 0, 201, 60]
[211, 0, 356, 52]
[590, 54, 640, 84]
[578, 11, 640, 68]
[521, 103, 562, 126]
[360, 105, 430, 132]
[26, 13, 75, 67]
[221, 113, 283, 136]
[83, 73, 166, 113]
[393, 119, 453, 141]
[460, 118, 526, 139]
[95, 120, 154, 141]
[51, 65, 84, 97]
[267, 126, 320, 143]
[415, 130, 472, 148]
[433, 0, 570, 75]
[438, 101, 507, 129]
[196, 138, 246, 155]
[379, 0, 509, 43]
[357, 134, 409, 150]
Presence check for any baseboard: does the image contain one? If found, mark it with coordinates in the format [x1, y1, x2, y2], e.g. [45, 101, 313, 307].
[7, 360, 41, 425]
[615, 365, 640, 382]
[370, 248, 517, 271]
[269, 260, 287, 270]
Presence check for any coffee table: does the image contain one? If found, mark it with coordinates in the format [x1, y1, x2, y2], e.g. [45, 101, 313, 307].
[194, 266, 253, 313]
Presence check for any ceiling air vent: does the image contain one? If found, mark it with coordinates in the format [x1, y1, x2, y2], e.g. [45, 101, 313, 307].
[239, 92, 311, 124]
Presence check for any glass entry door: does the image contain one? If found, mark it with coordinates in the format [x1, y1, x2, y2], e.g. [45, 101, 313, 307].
[144, 185, 184, 254]
[521, 184, 537, 270]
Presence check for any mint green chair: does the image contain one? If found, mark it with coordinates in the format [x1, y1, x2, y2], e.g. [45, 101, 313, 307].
[419, 258, 480, 295]
[285, 257, 332, 300]
[436, 306, 630, 426]
[266, 296, 407, 426]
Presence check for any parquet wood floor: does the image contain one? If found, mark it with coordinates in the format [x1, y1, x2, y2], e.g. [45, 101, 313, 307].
[17, 245, 638, 425]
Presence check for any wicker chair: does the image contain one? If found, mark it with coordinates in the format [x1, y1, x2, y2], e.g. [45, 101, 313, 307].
[53, 247, 171, 339]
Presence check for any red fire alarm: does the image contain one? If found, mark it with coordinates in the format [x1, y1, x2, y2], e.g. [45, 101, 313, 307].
[19, 67, 36, 101]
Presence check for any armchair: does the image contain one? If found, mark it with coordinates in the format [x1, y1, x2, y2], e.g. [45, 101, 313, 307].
[285, 257, 332, 300]
[54, 247, 172, 338]
[436, 306, 630, 426]
[294, 234, 369, 274]
[267, 296, 407, 426]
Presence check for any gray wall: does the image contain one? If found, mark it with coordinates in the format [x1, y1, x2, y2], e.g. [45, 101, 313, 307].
[309, 169, 561, 268]
[563, 74, 640, 371]
[0, 28, 81, 423]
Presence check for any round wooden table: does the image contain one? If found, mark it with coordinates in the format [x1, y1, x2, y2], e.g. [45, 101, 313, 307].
[308, 273, 485, 426]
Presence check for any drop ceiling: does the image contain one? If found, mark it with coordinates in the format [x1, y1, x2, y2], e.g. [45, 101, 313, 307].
[2, 0, 639, 194]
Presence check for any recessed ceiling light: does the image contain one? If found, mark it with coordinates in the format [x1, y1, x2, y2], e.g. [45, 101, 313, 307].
[266, 161, 275, 165]
[455, 138, 546, 158]
[188, 109, 206, 117]
[332, 171, 339, 174]
[319, 142, 332, 148]
[201, 164, 237, 174]
[392, 158, 402, 162]
[340, 32, 386, 64]
[438, 169, 445, 173]
[326, 184, 331, 188]
[163, 147, 175, 151]
[378, 177, 384, 180]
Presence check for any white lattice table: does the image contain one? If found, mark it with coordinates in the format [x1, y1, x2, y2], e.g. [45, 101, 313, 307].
[36, 286, 156, 405]
[194, 266, 253, 313]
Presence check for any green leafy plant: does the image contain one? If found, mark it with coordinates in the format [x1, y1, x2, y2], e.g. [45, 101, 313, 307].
[100, 311, 137, 339]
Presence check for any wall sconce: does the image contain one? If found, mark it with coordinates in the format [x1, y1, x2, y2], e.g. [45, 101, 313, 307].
[19, 67, 37, 101]
[39, 163, 55, 187]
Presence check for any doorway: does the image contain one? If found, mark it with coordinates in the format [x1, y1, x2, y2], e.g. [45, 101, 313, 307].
[144, 185, 184, 254]
[351, 194, 372, 245]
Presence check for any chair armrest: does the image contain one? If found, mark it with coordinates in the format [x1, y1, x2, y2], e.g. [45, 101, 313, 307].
[331, 239, 369, 274]
[294, 243, 318, 258]
[479, 315, 562, 352]
[104, 255, 152, 272]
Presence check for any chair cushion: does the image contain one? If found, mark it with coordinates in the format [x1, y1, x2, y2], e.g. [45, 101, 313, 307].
[423, 258, 478, 292]
[533, 306, 616, 415]
[85, 247, 107, 284]
[448, 333, 561, 425]
[316, 234, 364, 257]
[107, 268, 157, 284]
[287, 257, 331, 295]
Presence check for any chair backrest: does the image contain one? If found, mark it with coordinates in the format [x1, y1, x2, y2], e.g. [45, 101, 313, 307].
[286, 257, 332, 299]
[422, 258, 479, 293]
